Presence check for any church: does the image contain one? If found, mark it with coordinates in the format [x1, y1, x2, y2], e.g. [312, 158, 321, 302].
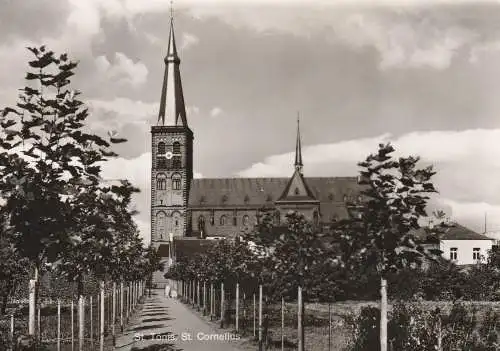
[150, 17, 363, 285]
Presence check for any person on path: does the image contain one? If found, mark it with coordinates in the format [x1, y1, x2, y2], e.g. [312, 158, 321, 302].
[165, 284, 171, 298]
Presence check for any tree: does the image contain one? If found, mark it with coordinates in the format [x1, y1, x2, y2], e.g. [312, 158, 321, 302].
[0, 46, 132, 339]
[335, 143, 441, 351]
[0, 209, 30, 315]
[0, 46, 124, 274]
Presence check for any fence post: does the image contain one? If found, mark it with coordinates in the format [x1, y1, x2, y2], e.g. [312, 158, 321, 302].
[100, 281, 105, 351]
[253, 293, 256, 338]
[203, 282, 207, 315]
[328, 303, 332, 351]
[71, 299, 74, 351]
[28, 279, 36, 336]
[380, 278, 388, 351]
[236, 282, 240, 332]
[120, 282, 124, 332]
[298, 286, 304, 351]
[10, 313, 14, 350]
[437, 312, 442, 351]
[57, 300, 61, 351]
[112, 282, 116, 345]
[220, 282, 225, 327]
[210, 283, 214, 320]
[78, 295, 85, 351]
[197, 281, 201, 310]
[90, 296, 93, 348]
[37, 306, 41, 343]
[258, 285, 263, 345]
[282, 297, 285, 351]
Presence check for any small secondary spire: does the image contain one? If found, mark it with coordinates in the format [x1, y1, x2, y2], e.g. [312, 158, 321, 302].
[294, 112, 303, 173]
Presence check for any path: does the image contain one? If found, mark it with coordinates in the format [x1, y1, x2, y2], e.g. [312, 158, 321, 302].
[114, 290, 245, 351]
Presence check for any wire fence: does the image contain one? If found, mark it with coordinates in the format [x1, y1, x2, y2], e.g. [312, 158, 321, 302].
[171, 279, 352, 351]
[0, 280, 145, 351]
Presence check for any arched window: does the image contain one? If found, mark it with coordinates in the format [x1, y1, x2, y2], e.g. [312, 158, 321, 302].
[172, 174, 181, 190]
[156, 212, 166, 239]
[274, 210, 280, 226]
[157, 142, 166, 154]
[242, 215, 249, 226]
[220, 215, 226, 226]
[210, 210, 215, 226]
[156, 174, 167, 190]
[172, 141, 181, 154]
[157, 157, 167, 169]
[233, 216, 237, 226]
[172, 156, 181, 169]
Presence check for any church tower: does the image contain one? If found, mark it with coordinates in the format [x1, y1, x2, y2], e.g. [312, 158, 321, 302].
[151, 14, 193, 247]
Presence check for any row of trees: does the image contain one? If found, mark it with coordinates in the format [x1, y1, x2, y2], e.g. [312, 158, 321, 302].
[0, 46, 161, 324]
[167, 143, 446, 351]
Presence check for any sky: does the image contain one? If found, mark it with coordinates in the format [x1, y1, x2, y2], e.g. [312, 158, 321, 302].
[2, 0, 500, 243]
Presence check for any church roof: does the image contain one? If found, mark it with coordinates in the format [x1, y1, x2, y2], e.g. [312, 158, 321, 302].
[188, 177, 361, 218]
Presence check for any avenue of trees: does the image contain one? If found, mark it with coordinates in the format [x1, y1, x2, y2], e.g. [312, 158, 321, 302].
[166, 143, 500, 351]
[0, 46, 162, 320]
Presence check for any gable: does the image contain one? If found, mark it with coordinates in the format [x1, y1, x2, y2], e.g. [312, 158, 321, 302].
[277, 170, 317, 202]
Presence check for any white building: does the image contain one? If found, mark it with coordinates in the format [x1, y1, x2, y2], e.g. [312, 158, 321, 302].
[432, 224, 494, 265]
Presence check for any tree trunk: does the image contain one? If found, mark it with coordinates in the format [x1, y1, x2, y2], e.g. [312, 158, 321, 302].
[298, 286, 304, 351]
[380, 277, 388, 351]
[78, 280, 85, 351]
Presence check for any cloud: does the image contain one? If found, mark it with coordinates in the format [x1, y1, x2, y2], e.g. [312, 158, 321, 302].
[236, 128, 500, 232]
[210, 107, 223, 117]
[95, 52, 148, 87]
[87, 97, 157, 132]
[181, 32, 200, 51]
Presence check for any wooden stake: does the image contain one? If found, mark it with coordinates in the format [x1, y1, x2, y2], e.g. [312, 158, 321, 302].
[100, 281, 105, 351]
[380, 278, 388, 351]
[258, 285, 263, 343]
[57, 300, 61, 351]
[298, 286, 304, 351]
[282, 297, 285, 351]
[28, 280, 35, 336]
[71, 300, 74, 351]
[236, 283, 240, 332]
[78, 295, 84, 351]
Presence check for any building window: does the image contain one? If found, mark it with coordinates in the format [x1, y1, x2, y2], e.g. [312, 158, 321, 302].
[244, 195, 250, 204]
[157, 157, 167, 169]
[294, 187, 300, 195]
[156, 212, 166, 240]
[172, 174, 181, 190]
[328, 193, 334, 201]
[172, 156, 181, 169]
[173, 141, 181, 154]
[157, 142, 166, 154]
[243, 215, 249, 226]
[274, 211, 280, 226]
[210, 210, 215, 226]
[473, 248, 481, 261]
[220, 215, 226, 226]
[233, 216, 237, 226]
[450, 247, 458, 261]
[156, 174, 167, 190]
[175, 219, 179, 227]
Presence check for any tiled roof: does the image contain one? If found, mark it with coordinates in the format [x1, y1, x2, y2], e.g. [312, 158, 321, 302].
[188, 177, 362, 209]
[412, 223, 493, 241]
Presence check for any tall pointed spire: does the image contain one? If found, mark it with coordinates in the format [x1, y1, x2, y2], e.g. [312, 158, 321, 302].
[158, 2, 188, 127]
[294, 113, 303, 173]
